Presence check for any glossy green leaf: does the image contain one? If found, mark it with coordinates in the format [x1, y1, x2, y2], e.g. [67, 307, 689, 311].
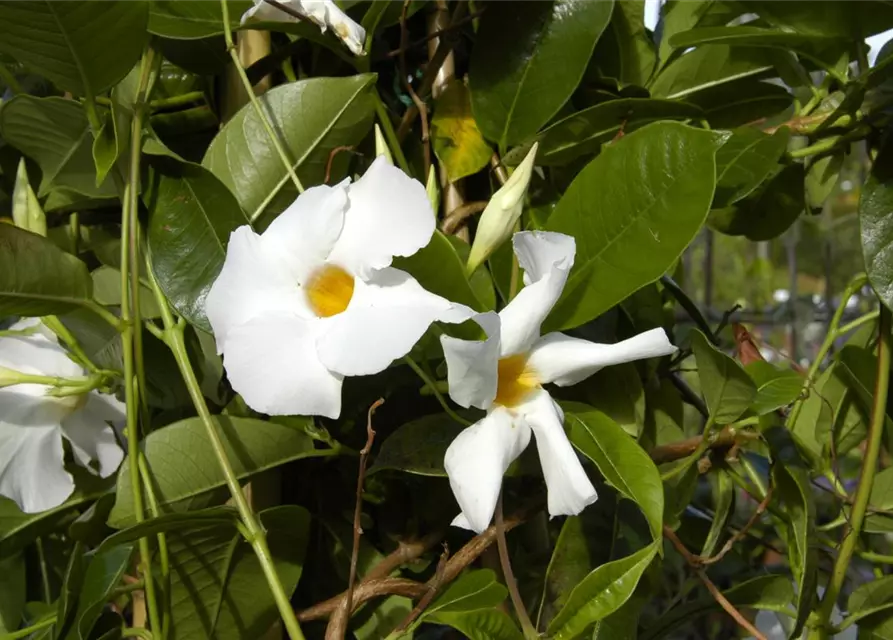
[547, 541, 658, 640]
[544, 122, 725, 329]
[746, 361, 804, 415]
[0, 224, 93, 316]
[656, 0, 745, 68]
[690, 329, 757, 423]
[0, 96, 116, 199]
[427, 609, 524, 640]
[0, 1, 148, 98]
[765, 426, 818, 636]
[533, 98, 704, 166]
[145, 158, 249, 331]
[861, 137, 893, 311]
[590, 0, 656, 88]
[431, 80, 492, 181]
[641, 575, 795, 640]
[751, 0, 893, 39]
[202, 75, 377, 221]
[564, 404, 663, 539]
[148, 0, 250, 39]
[394, 231, 495, 313]
[164, 505, 309, 640]
[649, 45, 776, 100]
[700, 470, 735, 557]
[109, 416, 324, 528]
[591, 596, 643, 640]
[669, 26, 850, 72]
[0, 553, 25, 633]
[67, 545, 133, 640]
[713, 127, 791, 208]
[684, 77, 794, 130]
[424, 570, 507, 616]
[469, 0, 614, 148]
[369, 413, 467, 477]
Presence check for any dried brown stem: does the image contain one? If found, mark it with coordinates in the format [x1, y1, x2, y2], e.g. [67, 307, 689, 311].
[699, 488, 773, 566]
[441, 201, 488, 234]
[495, 493, 538, 637]
[393, 545, 450, 633]
[382, 11, 482, 58]
[648, 427, 758, 465]
[663, 526, 767, 640]
[327, 399, 383, 640]
[324, 146, 356, 184]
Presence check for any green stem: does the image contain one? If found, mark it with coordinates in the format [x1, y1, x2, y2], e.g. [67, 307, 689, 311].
[122, 628, 154, 640]
[145, 263, 307, 640]
[149, 91, 205, 111]
[661, 416, 715, 481]
[220, 0, 303, 195]
[838, 310, 879, 336]
[0, 63, 24, 94]
[5, 616, 56, 640]
[373, 90, 411, 176]
[36, 538, 51, 603]
[815, 305, 892, 632]
[788, 135, 844, 159]
[83, 300, 124, 330]
[403, 356, 471, 426]
[139, 454, 170, 639]
[787, 274, 868, 428]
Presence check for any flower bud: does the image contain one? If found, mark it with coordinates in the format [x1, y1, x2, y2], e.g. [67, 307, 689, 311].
[374, 124, 393, 165]
[12, 159, 46, 237]
[466, 143, 537, 274]
[426, 164, 439, 217]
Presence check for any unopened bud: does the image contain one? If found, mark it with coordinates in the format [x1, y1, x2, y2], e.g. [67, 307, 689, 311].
[466, 143, 537, 274]
[374, 124, 393, 165]
[12, 159, 46, 237]
[426, 164, 439, 217]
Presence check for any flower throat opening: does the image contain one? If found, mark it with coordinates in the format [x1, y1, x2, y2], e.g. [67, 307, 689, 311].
[494, 354, 539, 407]
[306, 264, 355, 317]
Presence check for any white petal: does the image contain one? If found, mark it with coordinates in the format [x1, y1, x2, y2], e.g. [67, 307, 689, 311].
[441, 312, 500, 410]
[520, 390, 597, 518]
[222, 313, 343, 418]
[241, 0, 366, 55]
[319, 0, 366, 55]
[241, 0, 291, 23]
[61, 408, 124, 479]
[528, 328, 677, 387]
[0, 421, 72, 513]
[498, 231, 575, 356]
[444, 407, 531, 534]
[205, 226, 307, 351]
[261, 183, 348, 285]
[84, 392, 127, 423]
[451, 512, 474, 531]
[316, 267, 459, 376]
[326, 157, 435, 277]
[0, 322, 82, 378]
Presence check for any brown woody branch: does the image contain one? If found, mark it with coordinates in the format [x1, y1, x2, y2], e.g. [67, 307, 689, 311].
[648, 427, 759, 465]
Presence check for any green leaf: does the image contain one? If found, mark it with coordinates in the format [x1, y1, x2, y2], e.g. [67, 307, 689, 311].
[145, 158, 249, 331]
[148, 0, 250, 39]
[469, 0, 614, 148]
[91, 266, 161, 319]
[641, 575, 795, 640]
[394, 231, 495, 313]
[67, 545, 133, 640]
[846, 574, 893, 628]
[0, 553, 25, 633]
[700, 469, 735, 557]
[684, 77, 794, 130]
[574, 363, 645, 437]
[369, 413, 467, 477]
[164, 505, 309, 640]
[668, 26, 851, 73]
[424, 570, 508, 616]
[746, 361, 804, 415]
[0, 224, 93, 316]
[649, 45, 776, 100]
[100, 508, 240, 551]
[656, 0, 745, 68]
[547, 541, 658, 640]
[544, 122, 725, 329]
[713, 127, 792, 208]
[431, 80, 492, 181]
[751, 0, 893, 39]
[564, 405, 663, 540]
[0, 96, 116, 199]
[202, 75, 377, 222]
[764, 426, 818, 637]
[589, 0, 656, 88]
[108, 416, 324, 528]
[861, 137, 893, 311]
[835, 345, 893, 450]
[532, 98, 704, 166]
[55, 541, 88, 639]
[426, 610, 523, 640]
[690, 329, 757, 423]
[0, 1, 148, 98]
[805, 152, 843, 210]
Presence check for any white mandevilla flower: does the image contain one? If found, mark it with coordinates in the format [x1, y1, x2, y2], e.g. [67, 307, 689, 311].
[206, 157, 470, 420]
[441, 231, 678, 533]
[0, 319, 125, 514]
[242, 0, 366, 56]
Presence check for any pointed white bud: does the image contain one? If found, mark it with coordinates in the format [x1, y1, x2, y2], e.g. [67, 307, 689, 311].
[374, 124, 393, 165]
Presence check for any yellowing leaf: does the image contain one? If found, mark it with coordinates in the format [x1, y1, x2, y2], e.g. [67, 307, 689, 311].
[431, 80, 492, 182]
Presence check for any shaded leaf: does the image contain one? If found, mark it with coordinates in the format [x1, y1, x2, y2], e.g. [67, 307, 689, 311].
[746, 361, 803, 415]
[148, 0, 250, 39]
[427, 609, 523, 640]
[0, 552, 25, 633]
[369, 413, 467, 477]
[424, 570, 507, 616]
[649, 45, 776, 100]
[685, 77, 793, 130]
[861, 137, 893, 311]
[713, 127, 791, 208]
[67, 545, 133, 640]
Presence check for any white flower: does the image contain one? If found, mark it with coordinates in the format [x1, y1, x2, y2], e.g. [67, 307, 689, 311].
[241, 0, 366, 56]
[441, 231, 677, 533]
[205, 157, 471, 420]
[0, 319, 125, 514]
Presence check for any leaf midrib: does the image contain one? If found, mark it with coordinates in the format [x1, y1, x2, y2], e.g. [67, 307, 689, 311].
[44, 1, 94, 100]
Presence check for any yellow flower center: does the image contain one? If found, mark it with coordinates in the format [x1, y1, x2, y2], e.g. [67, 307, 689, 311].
[494, 354, 539, 407]
[306, 265, 355, 318]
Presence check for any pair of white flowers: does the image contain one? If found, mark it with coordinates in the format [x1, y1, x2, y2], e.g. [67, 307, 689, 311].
[205, 158, 677, 533]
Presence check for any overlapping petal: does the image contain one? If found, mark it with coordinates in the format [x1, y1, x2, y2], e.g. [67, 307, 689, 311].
[0, 422, 72, 514]
[498, 231, 575, 356]
[440, 312, 500, 410]
[520, 391, 597, 517]
[528, 328, 677, 387]
[221, 313, 343, 418]
[242, 0, 366, 56]
[62, 407, 124, 479]
[444, 407, 531, 534]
